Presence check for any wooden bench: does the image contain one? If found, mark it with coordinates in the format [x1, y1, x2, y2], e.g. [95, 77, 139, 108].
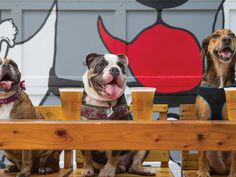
[73, 104, 174, 177]
[0, 120, 236, 176]
[3, 103, 173, 177]
[1, 120, 236, 177]
[180, 104, 228, 177]
[3, 105, 72, 177]
[3, 102, 236, 177]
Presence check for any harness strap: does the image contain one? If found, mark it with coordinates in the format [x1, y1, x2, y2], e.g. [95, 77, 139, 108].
[81, 104, 129, 120]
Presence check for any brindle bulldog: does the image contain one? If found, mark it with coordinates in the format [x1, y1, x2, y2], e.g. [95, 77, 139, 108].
[0, 58, 60, 177]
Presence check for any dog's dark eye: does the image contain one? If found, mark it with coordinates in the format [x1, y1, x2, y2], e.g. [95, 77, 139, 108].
[8, 60, 17, 68]
[98, 61, 107, 68]
[229, 33, 235, 38]
[117, 62, 125, 74]
[212, 34, 220, 39]
[94, 61, 108, 73]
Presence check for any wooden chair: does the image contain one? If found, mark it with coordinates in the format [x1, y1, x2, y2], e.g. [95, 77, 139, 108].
[180, 104, 227, 177]
[71, 104, 174, 177]
[3, 105, 73, 177]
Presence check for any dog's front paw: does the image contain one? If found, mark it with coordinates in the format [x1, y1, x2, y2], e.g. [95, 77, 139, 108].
[81, 167, 94, 177]
[5, 164, 19, 172]
[129, 166, 156, 176]
[16, 172, 30, 177]
[197, 170, 211, 177]
[38, 167, 54, 175]
[116, 165, 126, 173]
[98, 163, 116, 177]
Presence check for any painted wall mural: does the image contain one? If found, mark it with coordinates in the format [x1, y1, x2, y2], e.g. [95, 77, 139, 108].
[98, 12, 202, 93]
[0, 0, 226, 106]
[0, 2, 57, 106]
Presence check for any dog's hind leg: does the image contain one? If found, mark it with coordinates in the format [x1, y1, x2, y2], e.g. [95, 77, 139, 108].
[116, 154, 128, 173]
[4, 150, 21, 172]
[81, 150, 95, 177]
[128, 150, 156, 176]
[16, 150, 32, 177]
[197, 151, 211, 177]
[38, 150, 60, 175]
[228, 151, 236, 177]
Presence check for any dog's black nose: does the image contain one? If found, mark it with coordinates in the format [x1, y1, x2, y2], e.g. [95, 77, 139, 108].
[1, 64, 10, 69]
[109, 67, 120, 78]
[223, 37, 232, 45]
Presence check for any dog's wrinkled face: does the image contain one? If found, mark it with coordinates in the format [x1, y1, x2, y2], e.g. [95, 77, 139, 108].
[204, 29, 236, 63]
[83, 53, 128, 101]
[0, 59, 21, 93]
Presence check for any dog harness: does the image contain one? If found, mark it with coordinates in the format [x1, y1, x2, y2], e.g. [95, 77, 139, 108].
[197, 86, 229, 120]
[81, 104, 130, 120]
[81, 90, 131, 120]
[0, 80, 26, 104]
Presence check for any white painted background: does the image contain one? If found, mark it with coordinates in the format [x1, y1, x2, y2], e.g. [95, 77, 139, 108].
[225, 0, 236, 33]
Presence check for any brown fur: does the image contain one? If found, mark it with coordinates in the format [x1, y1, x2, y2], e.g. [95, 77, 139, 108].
[0, 59, 60, 177]
[5, 91, 60, 176]
[196, 29, 236, 177]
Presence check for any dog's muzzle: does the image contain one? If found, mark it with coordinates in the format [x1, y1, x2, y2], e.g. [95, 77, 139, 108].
[91, 68, 125, 100]
[0, 65, 17, 91]
[109, 67, 120, 79]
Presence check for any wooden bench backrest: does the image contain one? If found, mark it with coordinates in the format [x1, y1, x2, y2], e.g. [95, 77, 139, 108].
[179, 104, 199, 171]
[180, 104, 197, 121]
[35, 106, 63, 120]
[36, 102, 169, 168]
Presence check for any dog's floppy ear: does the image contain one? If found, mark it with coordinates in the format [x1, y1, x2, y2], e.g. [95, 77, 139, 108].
[201, 37, 210, 60]
[117, 54, 128, 65]
[84, 53, 100, 68]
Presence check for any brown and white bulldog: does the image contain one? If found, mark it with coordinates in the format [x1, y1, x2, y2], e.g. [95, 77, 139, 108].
[81, 53, 156, 177]
[0, 59, 60, 177]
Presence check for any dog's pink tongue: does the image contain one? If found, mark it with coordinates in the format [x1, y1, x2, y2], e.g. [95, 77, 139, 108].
[105, 84, 123, 99]
[0, 81, 13, 90]
[221, 50, 232, 58]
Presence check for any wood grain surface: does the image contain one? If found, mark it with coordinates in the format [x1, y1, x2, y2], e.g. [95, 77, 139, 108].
[0, 120, 235, 150]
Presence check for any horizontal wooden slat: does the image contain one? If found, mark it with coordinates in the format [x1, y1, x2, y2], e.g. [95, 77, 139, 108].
[180, 104, 197, 120]
[182, 151, 199, 159]
[70, 167, 173, 177]
[182, 162, 198, 170]
[145, 150, 169, 162]
[35, 106, 64, 120]
[183, 170, 226, 177]
[129, 104, 168, 113]
[1, 120, 236, 150]
[182, 154, 199, 161]
[4, 169, 72, 177]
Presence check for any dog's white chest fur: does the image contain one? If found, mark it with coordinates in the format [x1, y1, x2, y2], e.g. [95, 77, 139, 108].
[0, 103, 14, 119]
